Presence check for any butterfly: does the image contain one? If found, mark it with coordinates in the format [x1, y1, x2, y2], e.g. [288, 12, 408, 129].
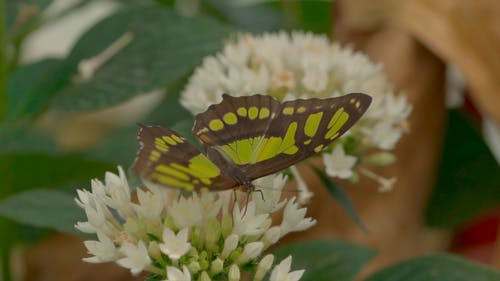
[133, 93, 371, 193]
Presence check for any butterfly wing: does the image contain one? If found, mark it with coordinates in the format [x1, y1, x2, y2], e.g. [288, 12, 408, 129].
[244, 93, 371, 179]
[133, 124, 237, 191]
[192, 93, 371, 181]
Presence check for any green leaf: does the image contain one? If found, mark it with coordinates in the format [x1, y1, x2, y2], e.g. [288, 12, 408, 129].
[0, 189, 84, 235]
[52, 4, 234, 112]
[145, 74, 193, 127]
[84, 117, 195, 166]
[273, 240, 376, 281]
[203, 0, 333, 34]
[5, 0, 53, 30]
[0, 152, 114, 194]
[7, 58, 67, 121]
[426, 110, 500, 228]
[0, 124, 58, 154]
[365, 254, 500, 281]
[292, 1, 333, 34]
[312, 166, 367, 231]
[85, 74, 196, 165]
[202, 0, 285, 32]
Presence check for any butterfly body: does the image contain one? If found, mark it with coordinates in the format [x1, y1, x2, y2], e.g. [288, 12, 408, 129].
[133, 93, 371, 192]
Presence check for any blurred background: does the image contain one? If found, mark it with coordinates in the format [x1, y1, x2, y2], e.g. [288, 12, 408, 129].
[1, 0, 499, 280]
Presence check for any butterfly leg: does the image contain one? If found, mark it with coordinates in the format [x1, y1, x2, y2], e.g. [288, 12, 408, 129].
[255, 189, 265, 201]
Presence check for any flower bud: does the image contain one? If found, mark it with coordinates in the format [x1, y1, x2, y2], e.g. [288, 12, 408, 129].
[221, 234, 239, 259]
[228, 264, 240, 281]
[363, 152, 396, 166]
[210, 258, 224, 275]
[205, 218, 221, 251]
[188, 261, 201, 274]
[147, 241, 162, 261]
[200, 271, 211, 281]
[236, 242, 263, 265]
[221, 214, 233, 238]
[254, 254, 274, 281]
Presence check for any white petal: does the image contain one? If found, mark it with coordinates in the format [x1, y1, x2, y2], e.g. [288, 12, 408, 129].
[159, 227, 191, 261]
[116, 241, 151, 275]
[165, 265, 191, 281]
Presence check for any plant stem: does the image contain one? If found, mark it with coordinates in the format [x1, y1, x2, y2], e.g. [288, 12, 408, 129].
[0, 0, 6, 121]
[0, 3, 12, 281]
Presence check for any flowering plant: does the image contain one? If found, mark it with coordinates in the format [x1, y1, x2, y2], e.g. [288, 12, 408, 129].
[181, 31, 412, 195]
[76, 167, 315, 281]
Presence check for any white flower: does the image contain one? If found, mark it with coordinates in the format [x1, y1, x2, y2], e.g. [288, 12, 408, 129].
[369, 121, 403, 150]
[232, 202, 270, 236]
[103, 167, 133, 214]
[116, 241, 151, 275]
[383, 93, 412, 122]
[77, 167, 315, 279]
[199, 191, 224, 219]
[75, 191, 114, 235]
[252, 174, 287, 214]
[280, 198, 316, 237]
[323, 146, 357, 179]
[378, 177, 397, 192]
[360, 168, 398, 193]
[302, 66, 328, 93]
[159, 228, 191, 261]
[270, 256, 304, 281]
[261, 226, 281, 249]
[84, 167, 133, 219]
[164, 265, 191, 281]
[289, 166, 313, 204]
[83, 231, 120, 263]
[133, 186, 165, 221]
[169, 194, 204, 229]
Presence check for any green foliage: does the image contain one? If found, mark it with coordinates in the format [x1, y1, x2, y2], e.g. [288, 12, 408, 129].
[365, 254, 500, 281]
[426, 110, 500, 228]
[0, 152, 114, 193]
[273, 240, 376, 281]
[7, 58, 66, 121]
[5, 0, 54, 30]
[202, 0, 286, 32]
[0, 189, 84, 235]
[52, 4, 234, 112]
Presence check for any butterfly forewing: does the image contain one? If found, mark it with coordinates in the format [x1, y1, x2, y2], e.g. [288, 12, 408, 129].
[133, 125, 236, 192]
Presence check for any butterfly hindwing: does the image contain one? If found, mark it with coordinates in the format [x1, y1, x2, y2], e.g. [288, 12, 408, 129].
[192, 93, 371, 181]
[133, 125, 236, 192]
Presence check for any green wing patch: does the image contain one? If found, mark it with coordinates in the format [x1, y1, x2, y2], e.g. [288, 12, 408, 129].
[133, 125, 236, 191]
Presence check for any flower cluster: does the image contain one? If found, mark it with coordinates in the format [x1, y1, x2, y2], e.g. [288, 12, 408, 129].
[181, 31, 412, 193]
[76, 167, 314, 281]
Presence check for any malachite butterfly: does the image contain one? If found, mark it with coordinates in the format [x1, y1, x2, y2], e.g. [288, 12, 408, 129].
[133, 93, 371, 193]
